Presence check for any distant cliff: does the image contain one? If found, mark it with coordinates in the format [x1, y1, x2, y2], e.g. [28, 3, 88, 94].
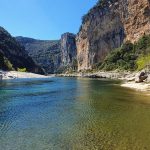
[16, 33, 77, 73]
[61, 33, 77, 71]
[76, 0, 150, 71]
[0, 27, 44, 74]
[16, 36, 61, 73]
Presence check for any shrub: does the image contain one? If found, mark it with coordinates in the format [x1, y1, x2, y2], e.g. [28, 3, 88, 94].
[100, 35, 150, 71]
[4, 58, 13, 70]
[101, 42, 137, 71]
[136, 35, 150, 50]
[17, 68, 27, 72]
[136, 54, 150, 71]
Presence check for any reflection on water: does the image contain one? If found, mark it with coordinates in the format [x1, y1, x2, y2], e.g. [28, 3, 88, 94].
[0, 78, 150, 150]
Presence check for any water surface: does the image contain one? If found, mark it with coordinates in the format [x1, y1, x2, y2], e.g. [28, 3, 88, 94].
[0, 78, 150, 150]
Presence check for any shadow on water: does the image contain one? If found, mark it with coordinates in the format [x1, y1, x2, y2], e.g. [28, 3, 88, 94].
[0, 77, 150, 150]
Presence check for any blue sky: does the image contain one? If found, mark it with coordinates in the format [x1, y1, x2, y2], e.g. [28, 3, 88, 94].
[0, 0, 97, 40]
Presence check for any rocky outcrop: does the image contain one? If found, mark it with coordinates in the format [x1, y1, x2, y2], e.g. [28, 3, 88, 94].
[0, 27, 44, 74]
[76, 0, 150, 71]
[16, 36, 61, 74]
[61, 33, 77, 67]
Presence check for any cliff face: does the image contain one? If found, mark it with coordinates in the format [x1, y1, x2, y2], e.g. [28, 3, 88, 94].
[0, 27, 44, 74]
[16, 33, 77, 73]
[16, 37, 61, 73]
[61, 33, 77, 67]
[76, 0, 150, 71]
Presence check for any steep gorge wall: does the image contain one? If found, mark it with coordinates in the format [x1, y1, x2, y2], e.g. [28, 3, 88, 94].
[16, 33, 77, 73]
[61, 33, 77, 67]
[76, 0, 150, 71]
[16, 37, 61, 73]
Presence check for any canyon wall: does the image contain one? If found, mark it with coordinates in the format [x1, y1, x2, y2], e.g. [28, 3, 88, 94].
[0, 27, 44, 74]
[16, 33, 77, 73]
[61, 33, 77, 70]
[76, 0, 150, 71]
[16, 37, 61, 73]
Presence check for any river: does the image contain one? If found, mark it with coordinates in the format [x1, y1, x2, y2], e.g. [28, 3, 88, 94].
[0, 78, 150, 150]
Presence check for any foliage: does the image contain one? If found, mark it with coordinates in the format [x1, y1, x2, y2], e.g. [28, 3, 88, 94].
[0, 51, 14, 71]
[100, 42, 137, 71]
[17, 68, 27, 72]
[136, 54, 150, 71]
[4, 59, 13, 70]
[100, 34, 150, 71]
[72, 59, 78, 71]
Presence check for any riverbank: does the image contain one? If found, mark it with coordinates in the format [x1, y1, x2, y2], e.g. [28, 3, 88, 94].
[57, 71, 150, 91]
[1, 71, 51, 80]
[121, 82, 150, 91]
[1, 70, 150, 91]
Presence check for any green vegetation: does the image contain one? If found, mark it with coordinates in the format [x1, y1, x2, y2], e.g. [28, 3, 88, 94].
[4, 58, 13, 70]
[136, 54, 150, 71]
[0, 51, 13, 71]
[99, 34, 150, 71]
[100, 42, 137, 71]
[0, 52, 5, 68]
[72, 59, 78, 71]
[17, 68, 27, 72]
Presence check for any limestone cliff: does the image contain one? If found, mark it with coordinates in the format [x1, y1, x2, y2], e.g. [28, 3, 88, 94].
[61, 33, 77, 70]
[16, 33, 77, 73]
[76, 0, 150, 71]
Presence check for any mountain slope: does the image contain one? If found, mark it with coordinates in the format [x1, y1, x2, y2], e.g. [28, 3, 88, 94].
[16, 36, 61, 73]
[16, 33, 77, 73]
[0, 27, 44, 74]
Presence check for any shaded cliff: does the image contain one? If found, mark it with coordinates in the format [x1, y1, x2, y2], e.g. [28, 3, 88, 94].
[16, 37, 61, 73]
[16, 33, 77, 73]
[0, 27, 44, 74]
[61, 33, 77, 71]
[76, 0, 150, 71]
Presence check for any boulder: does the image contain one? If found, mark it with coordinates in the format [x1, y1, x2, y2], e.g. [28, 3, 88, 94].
[135, 72, 148, 83]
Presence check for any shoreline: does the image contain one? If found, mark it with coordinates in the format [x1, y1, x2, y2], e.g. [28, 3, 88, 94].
[57, 71, 150, 92]
[121, 82, 150, 91]
[1, 70, 150, 92]
[0, 71, 53, 80]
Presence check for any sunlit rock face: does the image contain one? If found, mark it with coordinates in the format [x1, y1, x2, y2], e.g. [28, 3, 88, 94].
[61, 33, 77, 67]
[76, 0, 150, 71]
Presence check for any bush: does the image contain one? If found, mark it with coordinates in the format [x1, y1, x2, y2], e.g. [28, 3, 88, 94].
[4, 58, 13, 70]
[135, 35, 150, 52]
[100, 34, 150, 71]
[17, 68, 27, 72]
[0, 51, 14, 71]
[101, 42, 137, 71]
[136, 54, 150, 71]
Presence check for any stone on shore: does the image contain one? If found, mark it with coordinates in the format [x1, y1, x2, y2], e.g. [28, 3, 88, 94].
[135, 72, 148, 83]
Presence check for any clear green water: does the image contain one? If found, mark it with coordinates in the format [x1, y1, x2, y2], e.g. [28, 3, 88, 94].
[0, 78, 150, 150]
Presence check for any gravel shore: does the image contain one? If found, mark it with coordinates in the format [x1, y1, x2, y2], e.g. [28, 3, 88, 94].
[1, 71, 52, 79]
[57, 71, 150, 91]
